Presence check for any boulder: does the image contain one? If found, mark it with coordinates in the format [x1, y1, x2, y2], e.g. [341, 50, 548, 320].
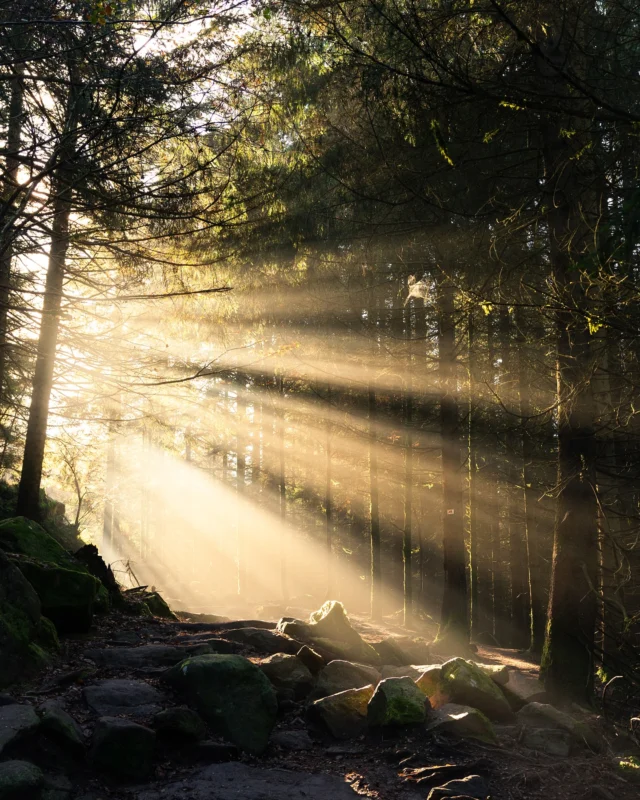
[10, 557, 99, 635]
[312, 660, 381, 700]
[84, 679, 166, 720]
[501, 670, 547, 710]
[38, 700, 85, 755]
[153, 707, 207, 742]
[144, 592, 177, 620]
[0, 760, 43, 800]
[473, 663, 509, 686]
[271, 729, 314, 751]
[278, 602, 380, 665]
[137, 762, 360, 800]
[42, 772, 72, 800]
[415, 665, 451, 709]
[374, 636, 431, 665]
[517, 703, 601, 750]
[427, 774, 489, 800]
[0, 518, 101, 634]
[427, 703, 497, 744]
[223, 628, 300, 655]
[259, 654, 313, 698]
[0, 550, 48, 688]
[307, 684, 374, 739]
[164, 654, 277, 755]
[520, 726, 573, 757]
[91, 717, 156, 780]
[0, 703, 40, 754]
[440, 658, 513, 721]
[296, 645, 325, 675]
[368, 677, 429, 727]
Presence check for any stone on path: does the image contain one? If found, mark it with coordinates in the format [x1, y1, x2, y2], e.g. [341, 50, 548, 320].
[153, 707, 207, 742]
[501, 670, 547, 709]
[307, 685, 374, 739]
[427, 703, 497, 744]
[0, 704, 40, 754]
[223, 627, 301, 655]
[415, 665, 451, 709]
[136, 762, 358, 800]
[83, 679, 166, 720]
[473, 663, 509, 686]
[367, 677, 429, 727]
[520, 726, 573, 757]
[164, 654, 277, 755]
[38, 700, 85, 754]
[259, 653, 313, 698]
[271, 729, 314, 751]
[90, 717, 156, 780]
[517, 702, 601, 751]
[84, 643, 218, 670]
[440, 659, 513, 721]
[0, 760, 43, 800]
[312, 660, 380, 700]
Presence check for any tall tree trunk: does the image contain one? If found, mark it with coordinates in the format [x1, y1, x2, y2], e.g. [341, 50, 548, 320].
[539, 99, 599, 701]
[102, 424, 117, 552]
[325, 382, 333, 596]
[403, 302, 414, 628]
[277, 373, 287, 601]
[0, 59, 25, 399]
[468, 310, 480, 639]
[369, 382, 381, 620]
[438, 277, 467, 642]
[236, 377, 247, 597]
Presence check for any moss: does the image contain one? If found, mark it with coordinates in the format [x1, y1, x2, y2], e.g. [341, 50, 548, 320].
[37, 616, 60, 652]
[94, 584, 110, 614]
[618, 756, 640, 782]
[145, 592, 177, 620]
[0, 517, 78, 568]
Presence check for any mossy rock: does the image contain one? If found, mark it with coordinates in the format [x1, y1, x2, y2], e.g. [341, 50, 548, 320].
[0, 550, 46, 688]
[145, 592, 177, 620]
[11, 556, 100, 634]
[36, 617, 60, 652]
[0, 517, 78, 568]
[368, 677, 429, 727]
[94, 584, 110, 614]
[164, 654, 278, 755]
[441, 658, 514, 721]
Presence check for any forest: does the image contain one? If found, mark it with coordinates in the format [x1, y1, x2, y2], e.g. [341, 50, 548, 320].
[0, 2, 640, 798]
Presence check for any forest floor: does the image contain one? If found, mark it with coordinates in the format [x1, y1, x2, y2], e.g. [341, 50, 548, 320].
[6, 604, 639, 800]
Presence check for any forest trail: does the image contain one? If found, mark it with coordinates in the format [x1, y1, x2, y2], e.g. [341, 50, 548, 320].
[1, 601, 637, 800]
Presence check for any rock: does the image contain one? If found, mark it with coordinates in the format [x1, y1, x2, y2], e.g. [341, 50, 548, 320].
[427, 774, 489, 800]
[0, 517, 100, 634]
[0, 550, 48, 688]
[312, 660, 381, 700]
[296, 645, 325, 675]
[0, 760, 43, 800]
[520, 726, 573, 756]
[271, 729, 314, 751]
[427, 703, 497, 744]
[368, 677, 429, 727]
[501, 670, 547, 710]
[307, 684, 374, 739]
[42, 773, 73, 800]
[38, 700, 85, 754]
[164, 654, 277, 755]
[85, 644, 215, 670]
[259, 654, 313, 699]
[0, 695, 15, 706]
[473, 663, 509, 686]
[84, 679, 166, 720]
[517, 703, 601, 750]
[144, 592, 177, 620]
[12, 558, 100, 635]
[278, 601, 380, 665]
[415, 665, 451, 709]
[374, 637, 432, 666]
[440, 658, 513, 721]
[194, 741, 240, 762]
[223, 627, 301, 654]
[381, 665, 423, 680]
[91, 717, 155, 780]
[74, 544, 121, 603]
[137, 762, 359, 800]
[0, 703, 40, 754]
[153, 707, 207, 741]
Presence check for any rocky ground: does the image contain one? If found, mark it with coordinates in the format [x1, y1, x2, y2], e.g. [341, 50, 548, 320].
[1, 598, 639, 800]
